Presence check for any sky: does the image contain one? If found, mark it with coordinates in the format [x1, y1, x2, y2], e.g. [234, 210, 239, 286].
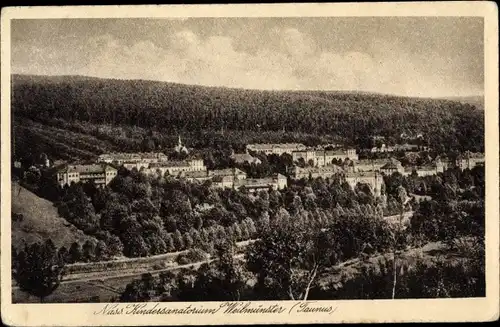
[11, 17, 484, 97]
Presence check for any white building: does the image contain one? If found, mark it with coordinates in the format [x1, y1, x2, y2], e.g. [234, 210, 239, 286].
[292, 148, 358, 166]
[144, 159, 206, 177]
[97, 152, 168, 165]
[56, 163, 117, 188]
[246, 143, 306, 156]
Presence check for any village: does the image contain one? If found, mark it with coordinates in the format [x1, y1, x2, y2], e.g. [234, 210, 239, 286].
[37, 135, 485, 199]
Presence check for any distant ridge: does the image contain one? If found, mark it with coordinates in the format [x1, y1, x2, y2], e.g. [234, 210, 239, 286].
[11, 73, 484, 154]
[439, 95, 484, 110]
[11, 73, 469, 102]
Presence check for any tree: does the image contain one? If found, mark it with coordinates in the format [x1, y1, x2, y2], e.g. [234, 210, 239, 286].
[68, 242, 82, 263]
[13, 240, 65, 302]
[391, 186, 409, 299]
[246, 219, 335, 300]
[82, 240, 96, 262]
[184, 233, 194, 249]
[173, 230, 185, 251]
[120, 273, 158, 302]
[58, 246, 69, 264]
[141, 137, 156, 152]
[105, 234, 124, 258]
[95, 240, 108, 261]
[163, 233, 175, 252]
[157, 271, 178, 300]
[175, 239, 248, 301]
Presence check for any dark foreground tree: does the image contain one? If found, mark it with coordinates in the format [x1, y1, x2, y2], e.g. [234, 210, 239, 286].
[315, 256, 485, 299]
[13, 239, 65, 302]
[120, 273, 158, 302]
[246, 218, 336, 300]
[179, 239, 248, 301]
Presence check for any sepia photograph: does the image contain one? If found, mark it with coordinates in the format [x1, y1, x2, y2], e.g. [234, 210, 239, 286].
[1, 2, 499, 326]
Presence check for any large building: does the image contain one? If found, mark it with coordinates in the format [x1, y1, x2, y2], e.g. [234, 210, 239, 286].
[380, 159, 405, 175]
[344, 171, 384, 197]
[56, 163, 117, 188]
[290, 165, 343, 180]
[181, 167, 246, 188]
[292, 148, 358, 166]
[347, 157, 445, 177]
[401, 158, 447, 177]
[343, 159, 396, 173]
[180, 167, 286, 192]
[143, 159, 206, 177]
[246, 143, 306, 156]
[97, 152, 168, 165]
[234, 174, 287, 192]
[455, 152, 485, 170]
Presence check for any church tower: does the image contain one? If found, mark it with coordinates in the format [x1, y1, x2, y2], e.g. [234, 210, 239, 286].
[175, 135, 188, 154]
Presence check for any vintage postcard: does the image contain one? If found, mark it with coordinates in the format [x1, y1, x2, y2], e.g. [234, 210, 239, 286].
[1, 2, 499, 326]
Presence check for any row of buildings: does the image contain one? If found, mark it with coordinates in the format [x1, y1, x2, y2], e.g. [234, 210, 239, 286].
[57, 152, 287, 192]
[55, 138, 484, 198]
[244, 143, 359, 165]
[369, 143, 430, 153]
[290, 151, 485, 196]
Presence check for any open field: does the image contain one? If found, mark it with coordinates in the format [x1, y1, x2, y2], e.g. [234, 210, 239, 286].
[11, 182, 96, 249]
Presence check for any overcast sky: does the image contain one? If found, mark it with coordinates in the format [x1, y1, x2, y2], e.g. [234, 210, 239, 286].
[11, 17, 484, 97]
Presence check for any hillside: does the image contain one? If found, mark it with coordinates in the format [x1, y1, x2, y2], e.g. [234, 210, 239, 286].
[11, 74, 484, 153]
[11, 182, 96, 249]
[441, 95, 484, 110]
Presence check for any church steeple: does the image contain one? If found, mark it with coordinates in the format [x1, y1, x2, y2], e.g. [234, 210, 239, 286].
[175, 135, 188, 154]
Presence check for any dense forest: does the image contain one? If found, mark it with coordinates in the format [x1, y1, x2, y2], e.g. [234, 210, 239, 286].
[12, 74, 484, 153]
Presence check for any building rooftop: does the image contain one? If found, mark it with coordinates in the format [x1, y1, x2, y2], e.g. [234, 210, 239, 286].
[182, 170, 210, 179]
[294, 165, 342, 173]
[149, 161, 190, 168]
[59, 163, 115, 174]
[209, 168, 246, 177]
[247, 143, 306, 150]
[235, 178, 273, 188]
[99, 152, 168, 161]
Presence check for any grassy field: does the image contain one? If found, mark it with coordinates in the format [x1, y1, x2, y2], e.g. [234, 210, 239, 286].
[11, 182, 96, 250]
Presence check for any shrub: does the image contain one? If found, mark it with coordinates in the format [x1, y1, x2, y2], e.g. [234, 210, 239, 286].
[176, 248, 209, 265]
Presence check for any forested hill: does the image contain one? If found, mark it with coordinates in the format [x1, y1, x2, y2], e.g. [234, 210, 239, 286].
[441, 96, 484, 111]
[12, 74, 484, 152]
